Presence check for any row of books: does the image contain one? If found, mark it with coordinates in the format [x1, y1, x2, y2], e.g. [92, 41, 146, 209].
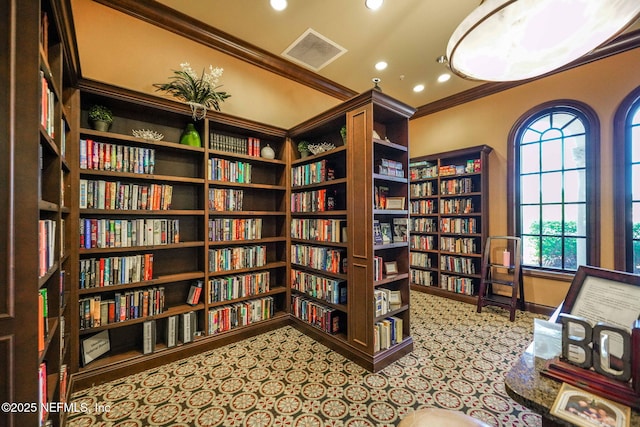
[208, 188, 244, 211]
[291, 295, 343, 334]
[410, 235, 434, 250]
[440, 237, 477, 254]
[208, 296, 274, 335]
[40, 71, 55, 138]
[290, 269, 346, 305]
[290, 218, 346, 243]
[210, 132, 262, 156]
[290, 188, 337, 212]
[79, 253, 154, 289]
[79, 139, 155, 174]
[410, 217, 437, 233]
[441, 177, 474, 195]
[38, 362, 48, 426]
[373, 316, 403, 352]
[441, 255, 477, 275]
[440, 217, 478, 234]
[208, 158, 252, 183]
[291, 159, 336, 187]
[79, 218, 180, 249]
[410, 199, 436, 214]
[142, 312, 198, 354]
[440, 274, 475, 295]
[209, 271, 270, 303]
[208, 217, 262, 241]
[377, 158, 404, 178]
[374, 288, 402, 317]
[39, 219, 56, 277]
[440, 159, 481, 176]
[208, 245, 267, 272]
[410, 251, 433, 268]
[410, 181, 436, 197]
[79, 179, 173, 211]
[291, 244, 345, 274]
[79, 286, 165, 329]
[411, 269, 434, 286]
[409, 161, 438, 179]
[440, 198, 474, 214]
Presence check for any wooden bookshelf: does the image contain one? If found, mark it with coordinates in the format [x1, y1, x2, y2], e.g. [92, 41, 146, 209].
[409, 145, 493, 304]
[288, 90, 415, 371]
[68, 80, 290, 387]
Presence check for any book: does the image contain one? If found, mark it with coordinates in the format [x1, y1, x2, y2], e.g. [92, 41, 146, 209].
[393, 217, 408, 242]
[143, 320, 156, 355]
[186, 280, 203, 306]
[166, 315, 178, 348]
[179, 311, 196, 344]
[373, 220, 383, 245]
[380, 222, 393, 244]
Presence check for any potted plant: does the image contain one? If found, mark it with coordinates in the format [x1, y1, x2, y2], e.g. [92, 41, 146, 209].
[298, 141, 310, 158]
[154, 62, 231, 120]
[88, 105, 113, 132]
[340, 125, 347, 144]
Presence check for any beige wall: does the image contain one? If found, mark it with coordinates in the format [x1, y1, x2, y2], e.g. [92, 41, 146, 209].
[71, 0, 340, 129]
[409, 47, 640, 309]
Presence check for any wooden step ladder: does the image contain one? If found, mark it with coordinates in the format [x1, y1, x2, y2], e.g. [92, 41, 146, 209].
[476, 236, 524, 321]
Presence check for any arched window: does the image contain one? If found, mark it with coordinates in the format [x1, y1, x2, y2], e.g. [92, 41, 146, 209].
[613, 86, 640, 273]
[509, 101, 600, 272]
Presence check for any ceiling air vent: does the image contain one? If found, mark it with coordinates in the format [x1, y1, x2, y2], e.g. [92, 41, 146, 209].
[282, 28, 347, 71]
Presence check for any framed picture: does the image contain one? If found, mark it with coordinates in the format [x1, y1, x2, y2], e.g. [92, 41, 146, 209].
[386, 197, 405, 210]
[551, 383, 630, 427]
[560, 266, 640, 330]
[384, 261, 398, 276]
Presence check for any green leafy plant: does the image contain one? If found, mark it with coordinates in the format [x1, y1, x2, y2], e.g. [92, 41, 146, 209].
[298, 141, 309, 153]
[153, 62, 231, 114]
[340, 125, 347, 142]
[88, 105, 113, 124]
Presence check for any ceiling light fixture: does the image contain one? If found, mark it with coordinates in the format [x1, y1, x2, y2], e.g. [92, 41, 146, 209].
[446, 0, 640, 82]
[365, 0, 383, 11]
[375, 61, 388, 71]
[413, 84, 425, 93]
[437, 73, 451, 83]
[270, 0, 287, 11]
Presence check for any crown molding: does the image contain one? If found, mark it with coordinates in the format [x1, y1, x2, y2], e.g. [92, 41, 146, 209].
[93, 0, 357, 101]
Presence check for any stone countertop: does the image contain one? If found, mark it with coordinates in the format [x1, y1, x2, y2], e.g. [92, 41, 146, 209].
[505, 344, 640, 427]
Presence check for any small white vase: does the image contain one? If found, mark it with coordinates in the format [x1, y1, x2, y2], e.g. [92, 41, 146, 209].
[261, 144, 275, 159]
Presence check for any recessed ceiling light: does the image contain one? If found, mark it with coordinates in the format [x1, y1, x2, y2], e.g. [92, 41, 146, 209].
[437, 73, 451, 83]
[375, 61, 388, 71]
[270, 0, 287, 11]
[365, 0, 383, 11]
[413, 84, 425, 93]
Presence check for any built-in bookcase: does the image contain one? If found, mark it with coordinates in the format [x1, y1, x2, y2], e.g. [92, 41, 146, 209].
[289, 90, 414, 371]
[69, 82, 289, 387]
[409, 145, 492, 304]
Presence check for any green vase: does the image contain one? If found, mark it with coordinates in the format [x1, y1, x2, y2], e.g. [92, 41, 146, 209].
[180, 123, 201, 147]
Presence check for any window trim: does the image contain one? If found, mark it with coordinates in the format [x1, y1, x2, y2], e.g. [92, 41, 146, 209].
[613, 85, 640, 272]
[507, 100, 600, 272]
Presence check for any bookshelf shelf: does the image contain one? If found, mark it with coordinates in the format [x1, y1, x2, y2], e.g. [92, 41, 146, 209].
[409, 145, 493, 302]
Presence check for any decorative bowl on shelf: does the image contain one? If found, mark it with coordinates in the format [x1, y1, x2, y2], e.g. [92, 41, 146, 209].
[132, 129, 164, 141]
[307, 142, 335, 155]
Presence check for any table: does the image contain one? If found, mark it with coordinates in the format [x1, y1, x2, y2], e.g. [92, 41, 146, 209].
[504, 344, 640, 427]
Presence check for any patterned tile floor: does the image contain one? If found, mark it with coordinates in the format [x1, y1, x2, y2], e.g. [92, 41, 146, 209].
[66, 291, 546, 427]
